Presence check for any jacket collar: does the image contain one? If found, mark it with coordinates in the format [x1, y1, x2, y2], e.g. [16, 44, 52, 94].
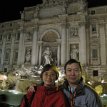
[62, 78, 85, 97]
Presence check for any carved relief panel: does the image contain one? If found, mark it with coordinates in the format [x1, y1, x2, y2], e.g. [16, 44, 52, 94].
[70, 27, 79, 37]
[25, 32, 33, 42]
[90, 45, 100, 65]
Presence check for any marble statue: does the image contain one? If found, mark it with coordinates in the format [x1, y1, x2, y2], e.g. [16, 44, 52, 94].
[43, 47, 53, 65]
[70, 45, 79, 60]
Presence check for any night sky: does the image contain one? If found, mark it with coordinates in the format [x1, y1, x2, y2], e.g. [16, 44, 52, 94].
[0, 0, 107, 23]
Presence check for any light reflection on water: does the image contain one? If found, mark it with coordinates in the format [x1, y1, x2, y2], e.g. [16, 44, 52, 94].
[8, 90, 23, 94]
[100, 94, 107, 106]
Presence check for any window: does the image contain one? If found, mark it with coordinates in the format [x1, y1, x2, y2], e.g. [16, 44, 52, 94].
[93, 70, 98, 76]
[0, 35, 2, 41]
[92, 49, 98, 59]
[15, 33, 20, 41]
[90, 10, 95, 15]
[92, 24, 97, 33]
[13, 51, 18, 63]
[5, 49, 11, 61]
[4, 68, 7, 72]
[7, 34, 11, 41]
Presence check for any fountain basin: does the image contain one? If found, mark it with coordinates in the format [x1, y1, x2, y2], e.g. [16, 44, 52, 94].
[0, 90, 25, 107]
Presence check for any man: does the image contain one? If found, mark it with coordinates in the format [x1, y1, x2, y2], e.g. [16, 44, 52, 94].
[61, 59, 102, 107]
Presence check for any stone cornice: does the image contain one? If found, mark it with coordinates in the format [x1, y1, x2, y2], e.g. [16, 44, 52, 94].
[89, 14, 107, 20]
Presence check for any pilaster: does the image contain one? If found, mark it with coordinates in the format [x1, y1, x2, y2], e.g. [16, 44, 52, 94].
[31, 26, 38, 65]
[1, 35, 6, 66]
[17, 29, 25, 65]
[99, 23, 106, 65]
[56, 39, 61, 66]
[78, 22, 86, 64]
[59, 14, 67, 65]
[38, 41, 43, 65]
[10, 34, 15, 65]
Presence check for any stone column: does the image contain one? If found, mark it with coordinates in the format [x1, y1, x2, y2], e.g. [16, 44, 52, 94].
[79, 22, 86, 64]
[31, 27, 38, 65]
[57, 39, 61, 66]
[10, 34, 15, 65]
[106, 23, 107, 63]
[59, 15, 67, 65]
[66, 24, 70, 61]
[61, 23, 67, 65]
[100, 23, 106, 65]
[1, 35, 6, 67]
[17, 29, 25, 65]
[38, 41, 42, 65]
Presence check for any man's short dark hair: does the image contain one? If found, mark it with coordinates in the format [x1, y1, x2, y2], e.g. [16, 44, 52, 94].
[64, 59, 82, 72]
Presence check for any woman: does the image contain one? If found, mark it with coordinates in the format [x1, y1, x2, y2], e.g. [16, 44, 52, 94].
[20, 64, 67, 107]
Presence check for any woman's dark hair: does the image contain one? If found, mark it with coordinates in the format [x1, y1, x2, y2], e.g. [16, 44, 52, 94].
[40, 64, 59, 80]
[64, 59, 82, 72]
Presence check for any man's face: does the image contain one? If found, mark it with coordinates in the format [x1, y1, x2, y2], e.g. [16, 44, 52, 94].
[65, 63, 82, 85]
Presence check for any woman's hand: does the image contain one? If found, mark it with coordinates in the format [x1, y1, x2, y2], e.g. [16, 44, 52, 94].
[27, 85, 36, 93]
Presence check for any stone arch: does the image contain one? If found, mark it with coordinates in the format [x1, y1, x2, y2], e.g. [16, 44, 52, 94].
[40, 29, 60, 41]
[39, 29, 61, 65]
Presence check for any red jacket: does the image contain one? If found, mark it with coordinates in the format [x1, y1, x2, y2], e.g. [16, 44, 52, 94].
[20, 85, 66, 107]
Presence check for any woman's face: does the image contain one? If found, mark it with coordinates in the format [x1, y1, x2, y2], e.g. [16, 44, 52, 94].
[42, 68, 57, 87]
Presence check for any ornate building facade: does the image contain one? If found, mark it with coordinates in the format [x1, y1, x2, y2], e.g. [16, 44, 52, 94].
[0, 0, 107, 80]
